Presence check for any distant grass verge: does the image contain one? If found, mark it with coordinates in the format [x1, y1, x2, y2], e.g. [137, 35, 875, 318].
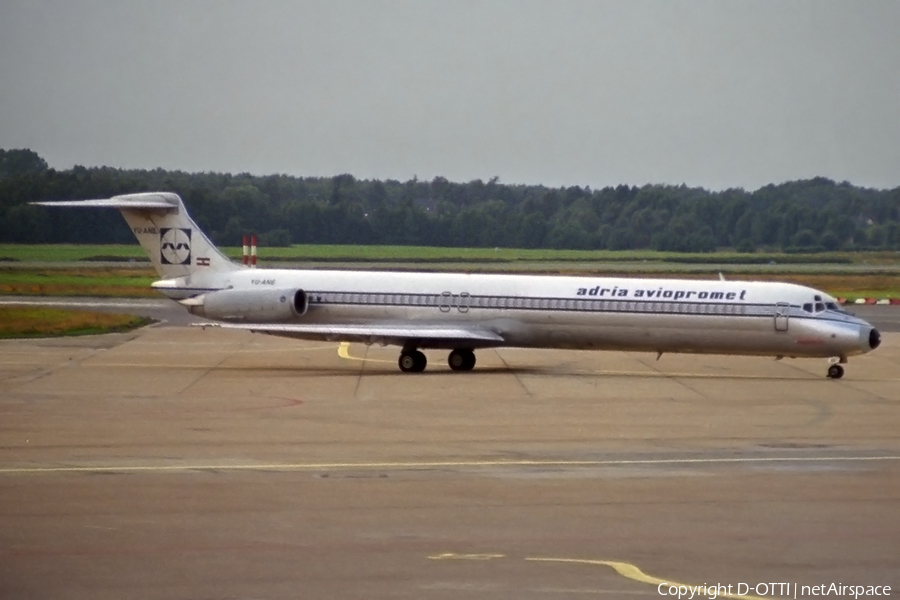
[1, 266, 898, 300]
[2, 243, 898, 265]
[0, 267, 157, 297]
[725, 274, 900, 301]
[0, 307, 154, 339]
[0, 244, 147, 262]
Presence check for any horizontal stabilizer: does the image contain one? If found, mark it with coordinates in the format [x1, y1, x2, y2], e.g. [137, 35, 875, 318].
[32, 196, 176, 212]
[31, 192, 237, 278]
[194, 322, 505, 348]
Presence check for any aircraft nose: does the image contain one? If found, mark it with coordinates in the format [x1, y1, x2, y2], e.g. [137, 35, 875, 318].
[869, 328, 881, 350]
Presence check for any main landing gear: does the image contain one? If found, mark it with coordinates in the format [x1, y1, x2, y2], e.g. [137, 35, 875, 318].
[398, 349, 427, 373]
[397, 348, 476, 373]
[448, 348, 476, 371]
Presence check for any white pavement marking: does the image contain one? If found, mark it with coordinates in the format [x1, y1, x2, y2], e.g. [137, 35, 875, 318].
[2, 455, 898, 475]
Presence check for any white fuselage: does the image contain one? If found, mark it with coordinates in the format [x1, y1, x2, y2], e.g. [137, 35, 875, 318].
[34, 192, 881, 376]
[160, 267, 877, 360]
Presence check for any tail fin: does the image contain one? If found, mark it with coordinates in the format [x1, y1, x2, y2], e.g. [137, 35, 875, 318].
[32, 192, 239, 278]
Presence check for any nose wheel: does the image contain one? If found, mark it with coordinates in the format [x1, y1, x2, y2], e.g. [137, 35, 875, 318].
[399, 349, 427, 373]
[827, 364, 844, 379]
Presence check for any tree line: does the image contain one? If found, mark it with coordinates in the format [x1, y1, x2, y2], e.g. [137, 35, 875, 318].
[1, 148, 899, 252]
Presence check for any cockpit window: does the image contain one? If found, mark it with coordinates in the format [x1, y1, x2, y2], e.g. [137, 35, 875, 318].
[805, 300, 835, 314]
[825, 301, 849, 314]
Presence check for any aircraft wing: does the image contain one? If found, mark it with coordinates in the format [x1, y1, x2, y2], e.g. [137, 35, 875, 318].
[194, 322, 506, 348]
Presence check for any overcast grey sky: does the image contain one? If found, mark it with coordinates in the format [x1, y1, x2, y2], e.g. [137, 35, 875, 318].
[1, 1, 898, 190]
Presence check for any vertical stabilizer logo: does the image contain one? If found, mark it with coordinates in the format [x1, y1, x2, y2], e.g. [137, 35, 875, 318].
[160, 228, 192, 265]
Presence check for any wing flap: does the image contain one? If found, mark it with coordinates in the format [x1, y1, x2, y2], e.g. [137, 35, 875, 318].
[194, 322, 505, 348]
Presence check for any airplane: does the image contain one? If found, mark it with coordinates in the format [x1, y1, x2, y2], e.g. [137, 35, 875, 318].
[33, 192, 881, 378]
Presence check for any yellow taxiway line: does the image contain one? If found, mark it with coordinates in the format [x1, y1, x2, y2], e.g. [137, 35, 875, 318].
[428, 553, 766, 599]
[337, 341, 394, 363]
[527, 557, 767, 599]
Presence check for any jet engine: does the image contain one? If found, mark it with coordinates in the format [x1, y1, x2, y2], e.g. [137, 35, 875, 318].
[184, 288, 308, 322]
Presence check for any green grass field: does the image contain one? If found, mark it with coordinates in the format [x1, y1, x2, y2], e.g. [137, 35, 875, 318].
[1, 266, 898, 301]
[3, 243, 899, 265]
[0, 306, 153, 338]
[0, 268, 157, 297]
[1, 244, 898, 300]
[0, 244, 147, 262]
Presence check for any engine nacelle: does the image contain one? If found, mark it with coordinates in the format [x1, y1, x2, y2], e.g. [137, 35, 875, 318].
[186, 288, 308, 322]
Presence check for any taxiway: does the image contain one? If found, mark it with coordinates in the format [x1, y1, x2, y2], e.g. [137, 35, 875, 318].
[1, 324, 898, 599]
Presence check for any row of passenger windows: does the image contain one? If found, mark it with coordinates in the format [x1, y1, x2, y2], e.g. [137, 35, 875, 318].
[310, 292, 749, 315]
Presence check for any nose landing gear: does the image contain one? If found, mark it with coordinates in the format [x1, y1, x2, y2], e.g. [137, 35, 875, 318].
[826, 364, 844, 379]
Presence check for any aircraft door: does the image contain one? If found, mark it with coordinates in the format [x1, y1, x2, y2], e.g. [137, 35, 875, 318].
[774, 302, 790, 332]
[439, 291, 452, 313]
[458, 292, 470, 313]
[439, 291, 470, 313]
